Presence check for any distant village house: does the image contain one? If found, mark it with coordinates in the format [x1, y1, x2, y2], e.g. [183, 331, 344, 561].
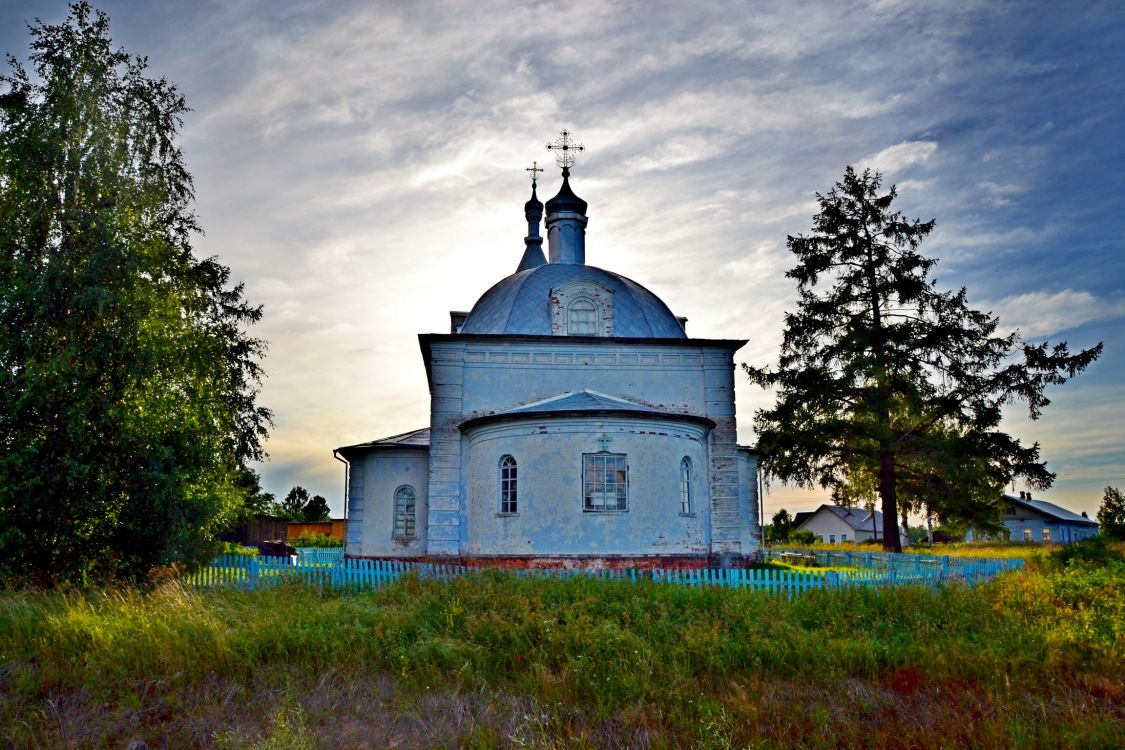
[967, 492, 1098, 543]
[793, 504, 909, 546]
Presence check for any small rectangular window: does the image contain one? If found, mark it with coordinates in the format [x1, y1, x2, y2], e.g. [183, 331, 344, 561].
[583, 453, 627, 511]
[1023, 528, 1032, 542]
[568, 300, 598, 335]
[841, 534, 847, 542]
[1042, 528, 1051, 543]
[829, 534, 835, 543]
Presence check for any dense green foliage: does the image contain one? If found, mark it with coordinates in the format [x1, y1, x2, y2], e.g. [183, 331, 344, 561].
[746, 167, 1101, 551]
[216, 541, 258, 557]
[303, 494, 330, 522]
[1098, 486, 1125, 539]
[1047, 536, 1123, 570]
[0, 4, 271, 585]
[0, 563, 1121, 748]
[269, 486, 330, 522]
[279, 486, 311, 519]
[288, 531, 341, 548]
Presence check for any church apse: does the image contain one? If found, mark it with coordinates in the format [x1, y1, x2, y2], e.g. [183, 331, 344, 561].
[335, 131, 762, 567]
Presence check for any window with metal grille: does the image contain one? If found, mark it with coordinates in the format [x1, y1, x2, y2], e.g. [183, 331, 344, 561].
[499, 455, 517, 513]
[583, 453, 627, 511]
[567, 299, 597, 335]
[679, 457, 692, 514]
[393, 485, 416, 539]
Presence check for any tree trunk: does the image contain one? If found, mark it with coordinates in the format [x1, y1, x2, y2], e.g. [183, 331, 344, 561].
[879, 451, 903, 552]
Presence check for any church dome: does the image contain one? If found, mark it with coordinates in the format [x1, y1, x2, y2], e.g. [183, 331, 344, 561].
[459, 263, 687, 338]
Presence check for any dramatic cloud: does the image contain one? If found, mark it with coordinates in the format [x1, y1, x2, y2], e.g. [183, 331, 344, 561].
[2, 0, 1121, 518]
[990, 289, 1125, 338]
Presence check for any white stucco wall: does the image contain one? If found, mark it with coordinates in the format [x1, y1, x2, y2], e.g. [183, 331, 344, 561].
[736, 449, 762, 554]
[462, 416, 711, 556]
[424, 337, 753, 558]
[798, 511, 862, 543]
[348, 447, 429, 557]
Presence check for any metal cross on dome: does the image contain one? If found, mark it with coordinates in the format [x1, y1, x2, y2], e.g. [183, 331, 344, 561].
[546, 129, 585, 170]
[525, 161, 543, 188]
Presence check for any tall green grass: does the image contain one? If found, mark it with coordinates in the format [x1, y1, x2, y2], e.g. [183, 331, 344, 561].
[1, 559, 1122, 748]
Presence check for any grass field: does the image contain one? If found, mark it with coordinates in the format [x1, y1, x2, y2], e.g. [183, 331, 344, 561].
[1, 546, 1122, 749]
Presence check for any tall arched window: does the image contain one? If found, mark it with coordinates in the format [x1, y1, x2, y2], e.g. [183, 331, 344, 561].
[567, 298, 597, 335]
[393, 485, 416, 539]
[679, 457, 692, 514]
[499, 455, 518, 513]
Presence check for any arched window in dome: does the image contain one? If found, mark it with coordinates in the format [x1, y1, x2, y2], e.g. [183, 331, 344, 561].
[567, 299, 598, 335]
[392, 485, 416, 539]
[679, 457, 692, 515]
[550, 280, 614, 337]
[499, 455, 518, 514]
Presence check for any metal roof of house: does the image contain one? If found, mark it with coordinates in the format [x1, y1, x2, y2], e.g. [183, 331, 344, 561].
[1005, 494, 1097, 526]
[796, 504, 893, 532]
[504, 389, 666, 415]
[336, 427, 430, 453]
[459, 389, 714, 430]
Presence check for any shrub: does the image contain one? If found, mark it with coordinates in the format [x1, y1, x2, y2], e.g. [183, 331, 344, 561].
[289, 532, 342, 549]
[787, 530, 816, 546]
[1048, 537, 1123, 570]
[218, 542, 258, 557]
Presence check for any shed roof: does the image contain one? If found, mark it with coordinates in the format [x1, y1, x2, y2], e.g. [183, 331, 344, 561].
[336, 427, 430, 453]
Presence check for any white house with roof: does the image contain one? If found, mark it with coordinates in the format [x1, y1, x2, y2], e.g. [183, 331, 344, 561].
[966, 492, 1098, 543]
[793, 504, 909, 545]
[335, 142, 761, 565]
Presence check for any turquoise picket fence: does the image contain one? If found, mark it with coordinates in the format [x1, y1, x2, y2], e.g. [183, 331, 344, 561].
[764, 547, 1024, 586]
[294, 547, 345, 564]
[187, 549, 1017, 596]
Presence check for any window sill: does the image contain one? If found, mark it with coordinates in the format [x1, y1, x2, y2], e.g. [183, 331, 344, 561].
[679, 512, 696, 518]
[495, 512, 519, 518]
[583, 509, 629, 514]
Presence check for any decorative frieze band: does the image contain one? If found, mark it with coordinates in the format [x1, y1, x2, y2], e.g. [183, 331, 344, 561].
[462, 350, 706, 367]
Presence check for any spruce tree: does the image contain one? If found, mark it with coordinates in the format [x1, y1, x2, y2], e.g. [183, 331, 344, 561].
[746, 167, 1101, 551]
[0, 3, 271, 584]
[1097, 486, 1125, 540]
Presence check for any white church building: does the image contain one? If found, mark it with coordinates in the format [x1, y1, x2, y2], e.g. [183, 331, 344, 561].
[335, 140, 762, 566]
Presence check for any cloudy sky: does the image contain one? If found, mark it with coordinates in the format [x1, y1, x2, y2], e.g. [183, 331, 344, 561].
[3, 0, 1123, 519]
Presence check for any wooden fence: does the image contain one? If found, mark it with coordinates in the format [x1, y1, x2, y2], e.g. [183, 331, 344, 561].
[187, 549, 1019, 596]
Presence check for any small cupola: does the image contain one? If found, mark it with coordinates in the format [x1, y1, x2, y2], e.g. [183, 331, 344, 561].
[516, 163, 546, 272]
[544, 130, 589, 265]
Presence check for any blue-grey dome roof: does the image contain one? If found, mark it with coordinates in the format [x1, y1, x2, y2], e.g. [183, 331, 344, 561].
[460, 263, 686, 338]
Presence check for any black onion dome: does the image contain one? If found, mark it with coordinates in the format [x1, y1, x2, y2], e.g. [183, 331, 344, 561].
[545, 171, 588, 215]
[524, 185, 543, 214]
